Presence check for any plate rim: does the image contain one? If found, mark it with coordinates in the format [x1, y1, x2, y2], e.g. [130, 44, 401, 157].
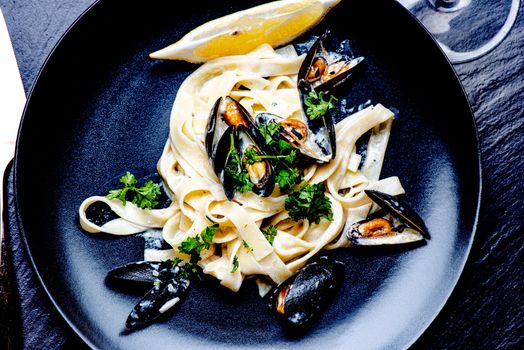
[12, 0, 482, 349]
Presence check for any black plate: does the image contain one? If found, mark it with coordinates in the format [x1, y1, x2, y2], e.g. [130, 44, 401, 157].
[14, 0, 481, 349]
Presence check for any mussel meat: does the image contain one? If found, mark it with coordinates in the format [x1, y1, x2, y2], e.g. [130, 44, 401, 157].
[346, 190, 429, 245]
[206, 96, 275, 199]
[298, 30, 364, 95]
[107, 261, 190, 330]
[269, 256, 343, 327]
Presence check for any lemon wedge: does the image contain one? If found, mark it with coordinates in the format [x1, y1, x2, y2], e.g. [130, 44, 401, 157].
[149, 0, 341, 63]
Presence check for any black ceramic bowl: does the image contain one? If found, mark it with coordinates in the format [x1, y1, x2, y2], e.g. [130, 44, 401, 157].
[14, 0, 480, 349]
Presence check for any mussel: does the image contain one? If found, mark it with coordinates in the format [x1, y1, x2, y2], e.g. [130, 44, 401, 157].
[291, 30, 364, 163]
[346, 190, 429, 245]
[256, 112, 335, 163]
[298, 30, 364, 94]
[269, 256, 343, 327]
[206, 96, 275, 199]
[107, 261, 190, 330]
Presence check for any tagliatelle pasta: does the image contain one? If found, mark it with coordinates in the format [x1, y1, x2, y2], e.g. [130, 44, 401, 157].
[78, 44, 403, 292]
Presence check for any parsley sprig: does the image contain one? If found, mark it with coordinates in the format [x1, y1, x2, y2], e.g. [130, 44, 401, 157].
[106, 171, 161, 209]
[244, 146, 297, 166]
[259, 122, 282, 145]
[262, 225, 278, 245]
[285, 182, 333, 224]
[172, 224, 219, 280]
[178, 224, 219, 260]
[224, 132, 254, 193]
[258, 122, 302, 192]
[304, 91, 337, 121]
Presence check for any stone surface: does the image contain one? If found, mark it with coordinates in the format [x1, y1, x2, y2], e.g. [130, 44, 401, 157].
[0, 0, 522, 349]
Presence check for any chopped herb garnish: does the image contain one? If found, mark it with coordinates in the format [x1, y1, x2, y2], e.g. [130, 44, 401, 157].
[242, 240, 253, 252]
[259, 122, 282, 146]
[224, 133, 254, 193]
[178, 224, 219, 260]
[173, 224, 220, 280]
[231, 255, 239, 273]
[168, 257, 196, 280]
[132, 180, 162, 209]
[277, 139, 296, 154]
[243, 147, 260, 164]
[304, 91, 337, 121]
[153, 280, 161, 287]
[171, 257, 182, 268]
[179, 237, 202, 258]
[275, 167, 301, 193]
[262, 225, 278, 245]
[200, 224, 219, 249]
[106, 171, 161, 209]
[285, 182, 333, 224]
[258, 122, 302, 192]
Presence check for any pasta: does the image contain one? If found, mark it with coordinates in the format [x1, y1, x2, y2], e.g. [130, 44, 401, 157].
[78, 44, 403, 293]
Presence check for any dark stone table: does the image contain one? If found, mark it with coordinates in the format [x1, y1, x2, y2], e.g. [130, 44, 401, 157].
[0, 0, 522, 349]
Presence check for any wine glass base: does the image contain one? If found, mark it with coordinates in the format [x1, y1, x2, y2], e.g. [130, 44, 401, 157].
[399, 0, 520, 63]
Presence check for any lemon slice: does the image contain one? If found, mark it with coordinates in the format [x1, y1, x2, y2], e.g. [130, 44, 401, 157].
[149, 0, 341, 63]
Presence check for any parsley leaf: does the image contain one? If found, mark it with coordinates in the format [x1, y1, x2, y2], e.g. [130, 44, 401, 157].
[179, 237, 202, 260]
[231, 255, 239, 273]
[257, 121, 302, 192]
[224, 133, 254, 194]
[201, 224, 219, 249]
[168, 257, 195, 280]
[178, 224, 219, 263]
[132, 180, 161, 209]
[285, 182, 333, 224]
[262, 225, 278, 245]
[243, 147, 260, 165]
[275, 167, 301, 193]
[170, 257, 182, 268]
[106, 171, 161, 209]
[120, 172, 137, 187]
[174, 224, 219, 279]
[277, 139, 295, 153]
[259, 121, 282, 146]
[242, 240, 253, 252]
[304, 91, 337, 121]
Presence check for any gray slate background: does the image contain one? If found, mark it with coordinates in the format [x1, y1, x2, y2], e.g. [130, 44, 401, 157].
[0, 0, 523, 349]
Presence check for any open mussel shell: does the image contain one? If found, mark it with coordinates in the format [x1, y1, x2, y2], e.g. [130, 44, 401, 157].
[206, 96, 275, 199]
[256, 111, 335, 164]
[206, 96, 258, 162]
[348, 215, 425, 246]
[269, 256, 343, 327]
[365, 190, 429, 238]
[126, 276, 190, 330]
[298, 83, 337, 162]
[298, 30, 364, 95]
[346, 190, 429, 245]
